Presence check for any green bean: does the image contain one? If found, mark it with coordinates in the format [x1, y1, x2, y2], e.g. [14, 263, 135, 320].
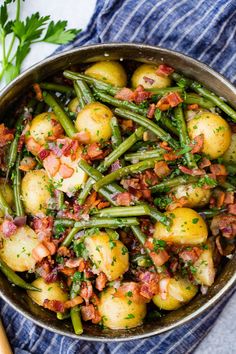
[146, 86, 183, 94]
[199, 208, 227, 218]
[114, 108, 179, 149]
[73, 81, 86, 109]
[94, 89, 147, 116]
[172, 73, 236, 122]
[93, 205, 150, 218]
[131, 254, 153, 267]
[111, 116, 122, 148]
[57, 191, 65, 210]
[160, 114, 179, 136]
[128, 141, 157, 152]
[174, 105, 196, 168]
[40, 82, 75, 95]
[54, 218, 75, 228]
[0, 258, 40, 291]
[43, 91, 77, 138]
[7, 113, 25, 171]
[13, 156, 24, 217]
[93, 158, 161, 191]
[63, 70, 119, 96]
[70, 280, 83, 335]
[150, 175, 199, 193]
[0, 189, 13, 216]
[62, 217, 139, 247]
[124, 149, 164, 161]
[77, 127, 144, 204]
[57, 312, 70, 320]
[74, 79, 94, 105]
[184, 93, 215, 109]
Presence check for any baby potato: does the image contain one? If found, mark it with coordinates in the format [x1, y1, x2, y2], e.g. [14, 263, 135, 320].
[68, 97, 80, 113]
[0, 181, 14, 217]
[21, 169, 51, 214]
[0, 226, 40, 272]
[171, 184, 211, 208]
[153, 277, 198, 310]
[98, 285, 147, 329]
[154, 207, 208, 245]
[131, 64, 171, 89]
[84, 231, 129, 281]
[30, 112, 64, 145]
[85, 61, 127, 87]
[222, 133, 236, 164]
[188, 112, 231, 159]
[193, 247, 215, 286]
[75, 102, 113, 143]
[27, 277, 68, 307]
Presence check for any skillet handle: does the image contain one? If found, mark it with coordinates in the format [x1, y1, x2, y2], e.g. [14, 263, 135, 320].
[0, 319, 13, 354]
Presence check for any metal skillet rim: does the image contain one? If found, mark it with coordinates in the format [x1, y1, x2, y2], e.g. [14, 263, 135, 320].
[0, 42, 236, 341]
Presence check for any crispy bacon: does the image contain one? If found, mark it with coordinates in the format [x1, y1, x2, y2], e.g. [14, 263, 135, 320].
[179, 247, 202, 263]
[95, 272, 107, 291]
[48, 119, 64, 141]
[43, 299, 65, 313]
[120, 119, 134, 131]
[199, 157, 211, 169]
[87, 143, 104, 160]
[81, 304, 101, 324]
[60, 139, 79, 160]
[43, 153, 61, 177]
[19, 156, 36, 171]
[32, 216, 53, 241]
[58, 164, 74, 178]
[64, 296, 83, 309]
[139, 272, 160, 300]
[163, 152, 179, 161]
[210, 164, 227, 177]
[150, 250, 170, 267]
[159, 141, 172, 151]
[116, 192, 132, 206]
[33, 83, 43, 101]
[115, 282, 148, 303]
[156, 92, 183, 111]
[0, 124, 14, 147]
[156, 64, 174, 77]
[166, 196, 188, 211]
[228, 204, 236, 215]
[32, 243, 51, 262]
[73, 131, 91, 144]
[1, 220, 17, 238]
[179, 165, 205, 176]
[133, 85, 152, 104]
[115, 87, 134, 101]
[190, 134, 204, 154]
[147, 103, 156, 119]
[154, 161, 171, 178]
[38, 149, 50, 160]
[224, 192, 234, 205]
[187, 104, 199, 110]
[97, 201, 110, 209]
[80, 281, 93, 305]
[211, 214, 236, 238]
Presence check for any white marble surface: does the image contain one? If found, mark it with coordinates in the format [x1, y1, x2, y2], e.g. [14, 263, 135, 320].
[3, 1, 236, 353]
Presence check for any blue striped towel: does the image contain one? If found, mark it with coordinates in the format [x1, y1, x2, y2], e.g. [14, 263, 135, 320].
[1, 1, 236, 353]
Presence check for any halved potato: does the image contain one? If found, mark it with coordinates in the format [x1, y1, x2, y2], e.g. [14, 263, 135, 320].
[193, 247, 215, 286]
[171, 184, 211, 208]
[0, 226, 40, 272]
[222, 133, 236, 164]
[30, 112, 64, 145]
[85, 61, 127, 87]
[131, 64, 171, 89]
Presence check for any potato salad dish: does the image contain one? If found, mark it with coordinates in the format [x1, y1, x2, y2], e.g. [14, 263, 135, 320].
[0, 59, 236, 334]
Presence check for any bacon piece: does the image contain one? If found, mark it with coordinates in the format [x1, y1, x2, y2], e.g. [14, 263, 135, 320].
[211, 214, 236, 238]
[48, 119, 64, 141]
[167, 196, 188, 211]
[73, 131, 91, 144]
[179, 165, 205, 176]
[147, 103, 156, 119]
[138, 272, 160, 300]
[81, 304, 101, 324]
[115, 87, 134, 101]
[58, 164, 74, 178]
[187, 104, 199, 110]
[210, 164, 227, 177]
[43, 153, 61, 177]
[97, 201, 110, 209]
[228, 204, 236, 215]
[190, 134, 204, 154]
[80, 281, 93, 305]
[33, 83, 43, 101]
[95, 272, 107, 291]
[57, 246, 70, 257]
[224, 192, 234, 205]
[43, 299, 65, 313]
[33, 216, 53, 241]
[25, 137, 41, 155]
[64, 296, 83, 309]
[65, 258, 83, 268]
[1, 220, 17, 238]
[159, 277, 170, 300]
[116, 192, 132, 206]
[61, 139, 79, 161]
[115, 282, 148, 303]
[179, 247, 202, 263]
[133, 85, 152, 104]
[199, 157, 211, 169]
[143, 76, 155, 85]
[38, 149, 50, 160]
[216, 191, 225, 208]
[156, 64, 174, 77]
[44, 241, 57, 255]
[120, 119, 134, 131]
[150, 250, 170, 267]
[87, 143, 104, 160]
[164, 152, 179, 161]
[159, 141, 172, 151]
[156, 92, 183, 111]
[154, 161, 171, 178]
[0, 124, 14, 147]
[32, 243, 51, 262]
[19, 156, 36, 171]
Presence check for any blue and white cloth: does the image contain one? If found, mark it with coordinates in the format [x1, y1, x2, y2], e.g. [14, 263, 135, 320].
[1, 1, 236, 353]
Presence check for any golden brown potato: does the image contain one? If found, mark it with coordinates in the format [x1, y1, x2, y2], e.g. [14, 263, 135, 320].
[0, 181, 14, 217]
[27, 277, 68, 307]
[30, 112, 64, 145]
[171, 184, 211, 208]
[154, 207, 208, 245]
[75, 102, 113, 143]
[68, 97, 80, 113]
[188, 112, 231, 159]
[21, 169, 51, 214]
[193, 247, 215, 286]
[85, 61, 127, 87]
[153, 277, 198, 310]
[222, 133, 236, 164]
[0, 226, 40, 272]
[84, 231, 129, 281]
[98, 284, 147, 329]
[131, 64, 171, 89]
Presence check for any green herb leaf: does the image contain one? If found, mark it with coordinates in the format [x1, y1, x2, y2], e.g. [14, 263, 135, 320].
[43, 20, 80, 44]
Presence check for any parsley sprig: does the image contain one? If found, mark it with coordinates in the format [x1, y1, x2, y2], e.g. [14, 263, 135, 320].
[0, 0, 81, 84]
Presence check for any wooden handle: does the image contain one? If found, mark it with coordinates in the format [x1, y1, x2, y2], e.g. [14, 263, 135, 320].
[0, 319, 12, 354]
